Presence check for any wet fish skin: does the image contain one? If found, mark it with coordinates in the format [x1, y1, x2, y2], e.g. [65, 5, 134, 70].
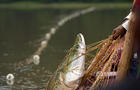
[60, 33, 86, 89]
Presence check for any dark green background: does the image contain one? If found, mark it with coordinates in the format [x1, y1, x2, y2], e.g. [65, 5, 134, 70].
[0, 0, 131, 3]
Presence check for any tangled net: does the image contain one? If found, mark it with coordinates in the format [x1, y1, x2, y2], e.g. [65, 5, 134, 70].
[45, 34, 126, 90]
[45, 10, 137, 90]
[82, 37, 123, 89]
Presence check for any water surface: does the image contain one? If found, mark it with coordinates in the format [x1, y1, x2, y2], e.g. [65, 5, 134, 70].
[0, 8, 129, 89]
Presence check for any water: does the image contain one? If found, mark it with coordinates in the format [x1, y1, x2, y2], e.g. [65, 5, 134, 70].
[0, 8, 129, 89]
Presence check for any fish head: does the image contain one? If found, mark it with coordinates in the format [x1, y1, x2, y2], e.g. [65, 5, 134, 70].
[73, 33, 86, 52]
[63, 33, 86, 88]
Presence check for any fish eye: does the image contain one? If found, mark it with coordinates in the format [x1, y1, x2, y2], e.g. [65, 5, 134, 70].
[74, 45, 79, 49]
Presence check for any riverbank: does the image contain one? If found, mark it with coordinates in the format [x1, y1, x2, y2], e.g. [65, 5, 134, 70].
[0, 2, 131, 10]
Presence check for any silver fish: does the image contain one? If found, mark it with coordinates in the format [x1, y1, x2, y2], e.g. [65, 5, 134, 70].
[59, 33, 86, 89]
[46, 33, 86, 90]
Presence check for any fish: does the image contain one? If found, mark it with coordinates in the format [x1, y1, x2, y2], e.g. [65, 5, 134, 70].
[59, 33, 86, 89]
[46, 33, 86, 90]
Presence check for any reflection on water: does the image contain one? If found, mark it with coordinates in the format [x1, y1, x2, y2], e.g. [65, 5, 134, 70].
[0, 8, 129, 89]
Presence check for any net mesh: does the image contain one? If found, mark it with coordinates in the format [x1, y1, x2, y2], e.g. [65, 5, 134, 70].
[45, 35, 125, 90]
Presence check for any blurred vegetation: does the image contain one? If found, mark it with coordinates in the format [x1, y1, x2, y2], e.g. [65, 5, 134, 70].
[0, 0, 132, 9]
[0, 2, 131, 10]
[0, 0, 131, 3]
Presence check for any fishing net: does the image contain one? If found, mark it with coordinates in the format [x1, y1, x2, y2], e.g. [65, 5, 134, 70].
[45, 12, 138, 90]
[46, 46, 85, 90]
[78, 36, 125, 90]
[45, 34, 124, 90]
[78, 13, 136, 90]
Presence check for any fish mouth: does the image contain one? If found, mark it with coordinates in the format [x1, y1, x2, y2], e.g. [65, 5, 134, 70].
[76, 33, 85, 46]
